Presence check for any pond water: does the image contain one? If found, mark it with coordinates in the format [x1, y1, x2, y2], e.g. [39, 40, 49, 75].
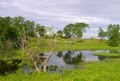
[0, 50, 119, 75]
[47, 50, 109, 73]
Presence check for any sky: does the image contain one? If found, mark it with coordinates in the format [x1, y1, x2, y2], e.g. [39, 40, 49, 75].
[0, 0, 120, 38]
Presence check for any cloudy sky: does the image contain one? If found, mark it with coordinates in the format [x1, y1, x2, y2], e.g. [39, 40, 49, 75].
[0, 0, 120, 38]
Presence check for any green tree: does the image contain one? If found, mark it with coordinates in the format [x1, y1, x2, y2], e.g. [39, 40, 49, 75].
[63, 23, 89, 38]
[63, 24, 74, 38]
[11, 16, 27, 49]
[98, 27, 107, 40]
[0, 16, 15, 55]
[45, 26, 55, 38]
[56, 30, 63, 38]
[36, 24, 46, 37]
[24, 20, 35, 37]
[25, 35, 55, 72]
[107, 24, 120, 46]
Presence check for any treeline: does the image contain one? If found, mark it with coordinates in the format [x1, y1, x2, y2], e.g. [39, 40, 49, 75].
[0, 16, 48, 50]
[0, 16, 120, 49]
[0, 16, 90, 49]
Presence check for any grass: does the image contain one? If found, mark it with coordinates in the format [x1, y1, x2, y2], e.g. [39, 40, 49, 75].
[55, 39, 120, 51]
[93, 52, 120, 57]
[0, 49, 26, 61]
[0, 58, 120, 81]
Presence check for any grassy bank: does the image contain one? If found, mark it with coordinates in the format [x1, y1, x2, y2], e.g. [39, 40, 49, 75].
[0, 58, 120, 81]
[93, 52, 120, 57]
[0, 49, 26, 61]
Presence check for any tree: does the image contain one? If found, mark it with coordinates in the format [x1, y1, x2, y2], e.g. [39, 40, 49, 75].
[56, 30, 63, 38]
[57, 30, 63, 34]
[45, 26, 55, 38]
[11, 16, 27, 49]
[0, 16, 21, 57]
[25, 27, 56, 72]
[24, 20, 35, 37]
[63, 51, 83, 64]
[63, 24, 74, 38]
[98, 27, 107, 40]
[36, 24, 46, 37]
[107, 24, 120, 46]
[63, 23, 89, 38]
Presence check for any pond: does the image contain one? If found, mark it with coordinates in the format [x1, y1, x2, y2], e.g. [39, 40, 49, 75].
[0, 50, 119, 75]
[47, 50, 109, 73]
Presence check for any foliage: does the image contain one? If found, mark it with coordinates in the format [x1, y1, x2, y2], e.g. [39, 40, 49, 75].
[56, 30, 63, 38]
[63, 23, 89, 38]
[98, 27, 107, 40]
[107, 24, 120, 47]
[36, 24, 46, 37]
[24, 35, 56, 72]
[45, 26, 55, 38]
[0, 16, 47, 49]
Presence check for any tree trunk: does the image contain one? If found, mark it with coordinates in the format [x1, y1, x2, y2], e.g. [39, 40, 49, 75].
[43, 63, 47, 72]
[43, 50, 53, 72]
[21, 40, 25, 50]
[33, 61, 41, 72]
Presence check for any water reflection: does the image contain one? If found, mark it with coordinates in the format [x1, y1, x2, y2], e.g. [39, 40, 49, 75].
[98, 56, 107, 61]
[57, 51, 63, 58]
[0, 60, 21, 75]
[63, 51, 83, 64]
[48, 51, 99, 67]
[48, 50, 120, 72]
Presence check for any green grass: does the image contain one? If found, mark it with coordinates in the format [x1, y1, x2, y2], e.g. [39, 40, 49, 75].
[93, 52, 120, 57]
[0, 49, 26, 61]
[55, 39, 120, 51]
[0, 58, 120, 81]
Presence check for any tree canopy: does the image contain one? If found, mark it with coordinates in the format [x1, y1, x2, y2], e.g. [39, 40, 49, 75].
[63, 23, 89, 38]
[98, 24, 120, 46]
[107, 24, 120, 46]
[98, 27, 107, 40]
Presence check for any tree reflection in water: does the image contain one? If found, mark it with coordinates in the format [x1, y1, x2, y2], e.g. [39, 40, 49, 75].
[98, 56, 107, 61]
[57, 51, 84, 65]
[57, 51, 63, 58]
[0, 60, 21, 75]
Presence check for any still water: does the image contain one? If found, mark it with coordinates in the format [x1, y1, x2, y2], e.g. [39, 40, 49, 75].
[47, 50, 109, 73]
